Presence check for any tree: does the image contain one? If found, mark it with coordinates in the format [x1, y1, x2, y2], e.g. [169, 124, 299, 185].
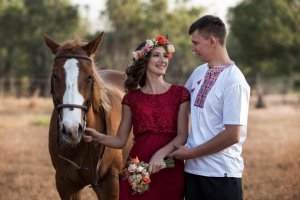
[227, 0, 300, 101]
[0, 0, 84, 96]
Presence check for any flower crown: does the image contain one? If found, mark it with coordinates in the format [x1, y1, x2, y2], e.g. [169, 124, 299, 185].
[132, 35, 175, 61]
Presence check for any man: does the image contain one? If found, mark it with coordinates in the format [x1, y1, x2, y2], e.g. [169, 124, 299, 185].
[169, 15, 250, 200]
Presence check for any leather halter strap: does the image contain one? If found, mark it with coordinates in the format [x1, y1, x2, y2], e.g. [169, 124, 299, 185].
[54, 54, 92, 63]
[51, 54, 94, 112]
[56, 104, 87, 111]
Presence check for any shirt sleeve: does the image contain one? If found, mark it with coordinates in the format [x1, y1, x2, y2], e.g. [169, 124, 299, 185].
[185, 70, 195, 92]
[223, 84, 250, 126]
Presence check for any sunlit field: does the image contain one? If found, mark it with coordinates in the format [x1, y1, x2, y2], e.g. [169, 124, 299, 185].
[0, 96, 299, 200]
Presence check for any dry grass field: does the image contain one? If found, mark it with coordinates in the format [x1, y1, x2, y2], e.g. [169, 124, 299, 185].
[0, 96, 299, 200]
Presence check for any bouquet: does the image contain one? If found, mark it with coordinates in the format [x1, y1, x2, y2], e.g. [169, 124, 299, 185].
[122, 156, 175, 194]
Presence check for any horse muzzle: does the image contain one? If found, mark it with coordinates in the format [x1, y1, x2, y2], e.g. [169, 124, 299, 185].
[60, 121, 85, 145]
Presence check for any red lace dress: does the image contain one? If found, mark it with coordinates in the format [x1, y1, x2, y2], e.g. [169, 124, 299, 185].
[119, 85, 190, 200]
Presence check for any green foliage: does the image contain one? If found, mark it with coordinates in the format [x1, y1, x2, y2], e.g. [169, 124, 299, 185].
[0, 0, 85, 96]
[227, 0, 300, 79]
[32, 116, 50, 126]
[2, 0, 299, 96]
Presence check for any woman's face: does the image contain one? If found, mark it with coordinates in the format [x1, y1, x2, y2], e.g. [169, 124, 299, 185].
[146, 46, 169, 76]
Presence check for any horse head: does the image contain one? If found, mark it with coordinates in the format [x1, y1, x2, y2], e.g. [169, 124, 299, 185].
[43, 32, 104, 145]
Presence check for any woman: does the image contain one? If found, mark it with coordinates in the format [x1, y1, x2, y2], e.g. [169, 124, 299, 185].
[83, 35, 189, 200]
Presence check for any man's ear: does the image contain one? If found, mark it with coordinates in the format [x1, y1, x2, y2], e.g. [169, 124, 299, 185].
[209, 35, 217, 48]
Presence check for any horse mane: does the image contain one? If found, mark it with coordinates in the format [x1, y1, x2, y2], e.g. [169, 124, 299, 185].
[91, 66, 111, 113]
[58, 39, 111, 113]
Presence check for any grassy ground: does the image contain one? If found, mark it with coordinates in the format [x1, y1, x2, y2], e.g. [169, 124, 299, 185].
[0, 96, 299, 200]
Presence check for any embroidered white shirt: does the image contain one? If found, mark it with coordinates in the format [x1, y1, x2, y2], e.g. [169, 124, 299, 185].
[185, 63, 250, 178]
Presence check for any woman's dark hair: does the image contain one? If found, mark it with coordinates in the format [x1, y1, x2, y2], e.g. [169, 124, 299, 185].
[124, 41, 151, 91]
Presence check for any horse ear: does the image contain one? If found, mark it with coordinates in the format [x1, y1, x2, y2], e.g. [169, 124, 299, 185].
[83, 32, 104, 56]
[43, 33, 60, 54]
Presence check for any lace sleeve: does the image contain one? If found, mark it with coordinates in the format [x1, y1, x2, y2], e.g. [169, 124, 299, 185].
[180, 87, 190, 104]
[121, 93, 130, 106]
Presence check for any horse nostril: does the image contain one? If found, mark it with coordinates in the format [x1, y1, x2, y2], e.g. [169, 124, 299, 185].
[62, 124, 67, 135]
[78, 124, 83, 134]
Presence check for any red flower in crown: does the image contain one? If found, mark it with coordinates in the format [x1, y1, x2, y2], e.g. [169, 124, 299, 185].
[156, 35, 169, 45]
[132, 34, 175, 61]
[137, 51, 143, 59]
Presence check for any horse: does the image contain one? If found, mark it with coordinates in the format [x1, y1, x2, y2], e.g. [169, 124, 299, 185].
[43, 32, 132, 200]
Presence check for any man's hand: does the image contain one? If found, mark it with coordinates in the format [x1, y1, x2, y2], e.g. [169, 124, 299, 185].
[169, 145, 193, 160]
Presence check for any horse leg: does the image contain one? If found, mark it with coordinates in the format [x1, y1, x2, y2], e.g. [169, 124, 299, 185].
[56, 173, 83, 200]
[92, 169, 120, 200]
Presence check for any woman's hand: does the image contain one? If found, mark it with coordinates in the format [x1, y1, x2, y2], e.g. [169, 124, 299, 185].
[83, 127, 104, 143]
[148, 152, 166, 174]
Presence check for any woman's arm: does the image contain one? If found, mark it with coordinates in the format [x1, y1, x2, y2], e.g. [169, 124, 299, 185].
[148, 101, 189, 174]
[83, 104, 132, 149]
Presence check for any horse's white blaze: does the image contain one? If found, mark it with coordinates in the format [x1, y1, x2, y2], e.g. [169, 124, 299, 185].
[62, 59, 84, 134]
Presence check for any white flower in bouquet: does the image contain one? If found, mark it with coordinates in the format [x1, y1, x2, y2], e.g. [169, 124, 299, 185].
[122, 156, 175, 194]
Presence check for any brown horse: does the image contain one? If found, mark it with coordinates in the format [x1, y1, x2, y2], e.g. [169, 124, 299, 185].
[43, 32, 132, 200]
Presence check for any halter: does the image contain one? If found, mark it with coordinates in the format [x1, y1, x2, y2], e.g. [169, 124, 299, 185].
[51, 54, 94, 114]
[55, 54, 92, 62]
[51, 54, 105, 187]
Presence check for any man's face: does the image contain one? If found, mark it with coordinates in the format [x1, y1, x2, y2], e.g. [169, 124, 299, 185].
[190, 30, 213, 62]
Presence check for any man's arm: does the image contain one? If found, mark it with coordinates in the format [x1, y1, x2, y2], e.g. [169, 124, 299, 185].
[169, 124, 242, 160]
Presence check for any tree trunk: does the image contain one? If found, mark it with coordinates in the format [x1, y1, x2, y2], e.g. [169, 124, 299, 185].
[255, 72, 266, 109]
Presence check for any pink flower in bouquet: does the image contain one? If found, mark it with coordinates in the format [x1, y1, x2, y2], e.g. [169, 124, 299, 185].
[122, 156, 175, 194]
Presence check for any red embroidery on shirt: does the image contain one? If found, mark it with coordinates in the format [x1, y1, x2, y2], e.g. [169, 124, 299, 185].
[194, 65, 231, 108]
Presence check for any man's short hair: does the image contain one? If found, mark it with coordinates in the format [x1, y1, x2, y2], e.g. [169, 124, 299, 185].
[189, 15, 227, 45]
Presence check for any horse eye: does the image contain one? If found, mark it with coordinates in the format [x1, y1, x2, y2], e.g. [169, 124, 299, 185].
[87, 75, 92, 82]
[52, 74, 59, 80]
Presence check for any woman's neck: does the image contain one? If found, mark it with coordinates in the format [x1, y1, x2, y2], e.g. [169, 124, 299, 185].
[142, 78, 171, 94]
